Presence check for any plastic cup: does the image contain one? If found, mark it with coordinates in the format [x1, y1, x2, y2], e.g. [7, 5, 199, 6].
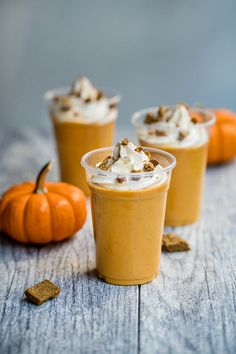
[132, 106, 215, 226]
[81, 146, 176, 285]
[45, 87, 121, 195]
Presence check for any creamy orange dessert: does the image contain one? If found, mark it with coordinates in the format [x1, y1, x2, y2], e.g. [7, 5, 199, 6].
[81, 139, 176, 285]
[45, 77, 120, 195]
[132, 104, 215, 226]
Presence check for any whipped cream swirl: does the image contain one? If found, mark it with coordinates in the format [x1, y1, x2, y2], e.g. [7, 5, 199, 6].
[91, 139, 167, 190]
[47, 77, 118, 124]
[138, 104, 207, 148]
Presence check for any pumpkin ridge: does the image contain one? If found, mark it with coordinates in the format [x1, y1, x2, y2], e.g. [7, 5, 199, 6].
[23, 194, 52, 243]
[22, 196, 32, 243]
[19, 194, 32, 242]
[2, 194, 31, 243]
[45, 192, 76, 241]
[37, 192, 53, 242]
[1, 188, 33, 215]
[49, 190, 78, 233]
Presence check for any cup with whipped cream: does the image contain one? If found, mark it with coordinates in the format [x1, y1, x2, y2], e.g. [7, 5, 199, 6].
[45, 76, 121, 195]
[132, 104, 215, 226]
[81, 138, 176, 285]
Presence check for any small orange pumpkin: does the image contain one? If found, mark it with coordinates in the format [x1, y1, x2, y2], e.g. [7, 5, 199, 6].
[208, 109, 236, 165]
[0, 161, 87, 244]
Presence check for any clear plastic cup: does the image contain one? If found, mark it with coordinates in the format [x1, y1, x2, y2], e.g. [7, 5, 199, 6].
[132, 106, 215, 226]
[44, 87, 121, 195]
[81, 146, 176, 285]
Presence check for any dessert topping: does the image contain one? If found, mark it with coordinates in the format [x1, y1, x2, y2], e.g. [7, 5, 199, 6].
[144, 112, 158, 124]
[113, 143, 121, 161]
[150, 159, 159, 167]
[93, 139, 167, 189]
[121, 138, 129, 146]
[115, 177, 126, 184]
[71, 76, 98, 102]
[97, 139, 162, 175]
[191, 117, 198, 124]
[140, 103, 206, 146]
[109, 102, 117, 109]
[98, 156, 115, 171]
[155, 130, 168, 137]
[60, 105, 71, 112]
[97, 90, 104, 100]
[144, 104, 191, 127]
[53, 95, 72, 107]
[49, 76, 119, 123]
[178, 131, 189, 141]
[143, 162, 155, 171]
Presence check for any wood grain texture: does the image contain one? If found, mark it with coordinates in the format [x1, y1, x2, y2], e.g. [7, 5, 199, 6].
[0, 128, 236, 354]
[0, 128, 138, 354]
[139, 162, 236, 354]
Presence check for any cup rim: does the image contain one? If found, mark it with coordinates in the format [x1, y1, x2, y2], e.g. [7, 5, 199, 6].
[44, 86, 122, 106]
[81, 146, 176, 178]
[131, 105, 216, 130]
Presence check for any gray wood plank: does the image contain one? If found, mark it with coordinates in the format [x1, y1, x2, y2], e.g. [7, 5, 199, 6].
[0, 128, 139, 354]
[139, 162, 236, 354]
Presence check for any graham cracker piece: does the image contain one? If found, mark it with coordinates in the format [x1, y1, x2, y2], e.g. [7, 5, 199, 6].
[25, 279, 60, 305]
[162, 233, 190, 252]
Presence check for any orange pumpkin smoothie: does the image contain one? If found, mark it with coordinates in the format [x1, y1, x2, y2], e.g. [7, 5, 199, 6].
[132, 105, 215, 226]
[52, 118, 116, 195]
[45, 77, 120, 195]
[139, 139, 208, 225]
[81, 140, 176, 285]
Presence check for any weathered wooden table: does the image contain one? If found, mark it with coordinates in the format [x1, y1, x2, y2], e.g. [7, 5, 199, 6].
[0, 128, 236, 354]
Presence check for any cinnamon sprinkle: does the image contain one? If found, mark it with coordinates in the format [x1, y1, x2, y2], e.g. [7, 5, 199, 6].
[115, 177, 126, 184]
[143, 162, 155, 172]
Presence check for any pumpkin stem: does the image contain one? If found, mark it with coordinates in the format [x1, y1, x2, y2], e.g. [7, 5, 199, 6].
[34, 161, 53, 194]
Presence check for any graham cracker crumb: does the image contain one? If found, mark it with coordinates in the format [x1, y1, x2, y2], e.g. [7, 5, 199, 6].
[109, 103, 117, 109]
[121, 138, 129, 146]
[162, 233, 190, 252]
[158, 105, 166, 117]
[149, 159, 159, 167]
[155, 130, 168, 137]
[145, 151, 151, 159]
[143, 162, 155, 172]
[113, 143, 121, 160]
[60, 105, 71, 112]
[115, 177, 126, 184]
[144, 112, 157, 124]
[191, 117, 198, 124]
[135, 146, 143, 152]
[25, 279, 60, 305]
[98, 156, 114, 170]
[96, 90, 104, 100]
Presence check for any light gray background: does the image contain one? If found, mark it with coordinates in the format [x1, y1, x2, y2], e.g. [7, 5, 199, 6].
[1, 0, 236, 131]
